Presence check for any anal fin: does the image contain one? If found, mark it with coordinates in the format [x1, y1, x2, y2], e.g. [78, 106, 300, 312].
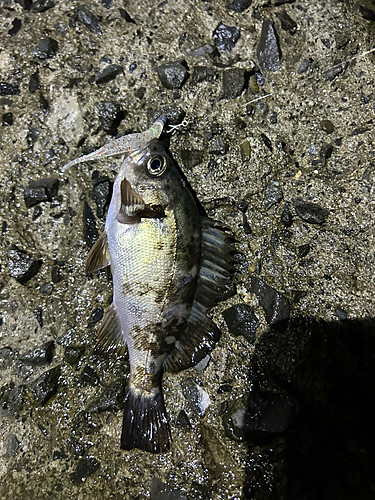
[85, 231, 110, 274]
[95, 303, 127, 356]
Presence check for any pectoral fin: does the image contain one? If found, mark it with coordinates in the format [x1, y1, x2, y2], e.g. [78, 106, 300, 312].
[85, 231, 110, 274]
[95, 303, 127, 356]
[117, 178, 165, 224]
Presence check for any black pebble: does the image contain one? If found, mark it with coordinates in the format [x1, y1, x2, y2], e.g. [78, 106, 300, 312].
[321, 119, 334, 134]
[29, 72, 40, 93]
[269, 111, 277, 124]
[324, 60, 343, 81]
[293, 198, 329, 224]
[156, 61, 189, 90]
[277, 10, 297, 33]
[217, 384, 232, 394]
[298, 244, 310, 258]
[219, 68, 246, 100]
[39, 94, 49, 115]
[359, 5, 375, 21]
[119, 8, 136, 23]
[22, 341, 55, 366]
[64, 345, 85, 366]
[34, 308, 43, 327]
[32, 206, 43, 220]
[298, 58, 310, 74]
[190, 66, 217, 86]
[51, 266, 61, 283]
[15, 0, 32, 9]
[2, 113, 13, 126]
[33, 37, 58, 59]
[263, 179, 283, 209]
[87, 307, 103, 327]
[0, 385, 25, 417]
[83, 201, 98, 249]
[148, 105, 186, 127]
[213, 23, 240, 52]
[80, 365, 98, 385]
[179, 150, 204, 170]
[27, 127, 39, 146]
[91, 176, 112, 218]
[24, 178, 59, 208]
[71, 6, 102, 34]
[209, 136, 229, 155]
[257, 19, 281, 72]
[53, 450, 67, 460]
[251, 276, 290, 332]
[8, 18, 22, 36]
[176, 409, 192, 428]
[7, 246, 42, 285]
[223, 303, 259, 343]
[7, 434, 21, 457]
[88, 380, 125, 412]
[30, 365, 61, 405]
[0, 82, 20, 96]
[246, 104, 255, 116]
[320, 143, 333, 160]
[260, 133, 273, 152]
[70, 458, 100, 486]
[98, 101, 123, 135]
[204, 122, 223, 140]
[227, 0, 252, 13]
[94, 64, 123, 85]
[234, 117, 246, 130]
[32, 0, 55, 12]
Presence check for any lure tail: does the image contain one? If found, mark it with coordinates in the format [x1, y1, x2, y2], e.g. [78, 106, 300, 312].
[121, 384, 171, 453]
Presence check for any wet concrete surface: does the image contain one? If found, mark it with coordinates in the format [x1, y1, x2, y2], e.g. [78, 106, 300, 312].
[0, 0, 375, 498]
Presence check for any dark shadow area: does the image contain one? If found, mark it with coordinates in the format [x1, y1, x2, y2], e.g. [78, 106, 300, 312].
[242, 317, 375, 500]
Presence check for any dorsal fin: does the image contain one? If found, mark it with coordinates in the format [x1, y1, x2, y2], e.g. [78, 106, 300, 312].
[163, 217, 236, 372]
[95, 303, 127, 356]
[85, 231, 110, 274]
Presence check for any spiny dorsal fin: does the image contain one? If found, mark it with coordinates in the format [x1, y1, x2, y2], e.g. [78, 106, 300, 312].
[117, 178, 166, 224]
[163, 301, 221, 373]
[85, 231, 110, 274]
[95, 303, 127, 356]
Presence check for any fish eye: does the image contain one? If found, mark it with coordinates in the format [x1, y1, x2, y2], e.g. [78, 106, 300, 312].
[147, 155, 167, 176]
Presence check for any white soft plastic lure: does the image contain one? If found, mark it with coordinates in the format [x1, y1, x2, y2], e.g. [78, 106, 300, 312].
[61, 115, 167, 171]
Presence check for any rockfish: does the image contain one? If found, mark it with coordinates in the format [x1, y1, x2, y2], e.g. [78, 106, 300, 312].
[65, 118, 235, 452]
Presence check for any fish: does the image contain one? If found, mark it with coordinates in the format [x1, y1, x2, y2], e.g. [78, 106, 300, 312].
[65, 118, 236, 453]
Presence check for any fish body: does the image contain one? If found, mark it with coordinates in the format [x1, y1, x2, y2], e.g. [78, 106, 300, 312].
[85, 133, 235, 453]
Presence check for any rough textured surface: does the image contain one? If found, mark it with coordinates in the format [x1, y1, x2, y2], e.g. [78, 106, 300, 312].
[1, 0, 375, 499]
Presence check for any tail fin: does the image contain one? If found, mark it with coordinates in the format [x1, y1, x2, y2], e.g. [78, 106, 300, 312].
[121, 386, 171, 453]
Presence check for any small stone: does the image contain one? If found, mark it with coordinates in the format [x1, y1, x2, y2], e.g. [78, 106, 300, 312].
[33, 308, 43, 327]
[51, 266, 61, 283]
[213, 23, 240, 52]
[15, 0, 32, 10]
[156, 61, 189, 90]
[293, 199, 329, 224]
[30, 366, 61, 405]
[87, 307, 103, 327]
[22, 341, 54, 366]
[240, 141, 251, 160]
[181, 378, 210, 416]
[257, 19, 281, 72]
[321, 119, 334, 134]
[281, 202, 292, 227]
[246, 104, 255, 116]
[94, 65, 123, 85]
[263, 180, 283, 209]
[39, 94, 49, 115]
[277, 10, 297, 33]
[222, 391, 299, 442]
[69, 440, 85, 457]
[134, 87, 146, 99]
[176, 409, 191, 428]
[64, 345, 85, 366]
[24, 178, 59, 208]
[223, 304, 259, 343]
[27, 127, 39, 145]
[148, 106, 186, 127]
[88, 380, 125, 412]
[187, 44, 215, 57]
[40, 282, 53, 295]
[298, 244, 310, 258]
[7, 434, 21, 457]
[83, 202, 98, 249]
[179, 150, 204, 170]
[91, 176, 112, 218]
[260, 133, 273, 152]
[217, 384, 232, 394]
[269, 111, 277, 124]
[324, 60, 343, 81]
[53, 450, 67, 460]
[0, 82, 20, 96]
[320, 143, 333, 161]
[70, 458, 100, 486]
[119, 8, 136, 23]
[359, 5, 375, 21]
[204, 122, 223, 140]
[227, 0, 252, 13]
[80, 365, 98, 385]
[336, 308, 347, 321]
[251, 277, 290, 331]
[71, 6, 101, 34]
[129, 62, 137, 73]
[190, 67, 217, 86]
[2, 112, 14, 126]
[0, 385, 25, 416]
[7, 246, 42, 285]
[33, 37, 58, 59]
[8, 18, 21, 36]
[297, 58, 310, 74]
[234, 117, 246, 130]
[98, 101, 123, 135]
[32, 0, 55, 12]
[219, 68, 246, 100]
[209, 136, 229, 155]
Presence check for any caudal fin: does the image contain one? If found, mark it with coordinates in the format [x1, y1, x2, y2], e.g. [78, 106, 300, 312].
[121, 387, 171, 453]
